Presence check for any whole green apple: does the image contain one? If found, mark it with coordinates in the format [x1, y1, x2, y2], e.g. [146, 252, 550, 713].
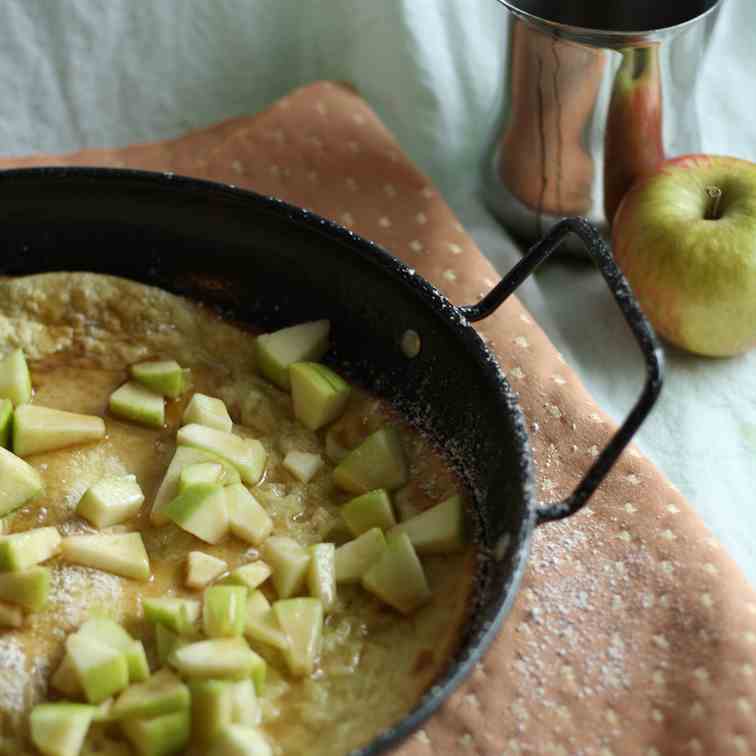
[612, 155, 756, 357]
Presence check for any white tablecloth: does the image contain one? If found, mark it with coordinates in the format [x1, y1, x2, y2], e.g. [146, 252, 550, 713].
[1, 0, 753, 581]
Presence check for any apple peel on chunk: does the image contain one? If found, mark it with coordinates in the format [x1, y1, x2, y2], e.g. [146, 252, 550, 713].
[182, 393, 233, 433]
[109, 381, 165, 429]
[333, 426, 407, 494]
[13, 405, 106, 457]
[77, 474, 145, 529]
[61, 532, 151, 581]
[0, 446, 44, 517]
[131, 360, 189, 399]
[166, 483, 229, 545]
[255, 320, 330, 390]
[226, 484, 272, 546]
[0, 348, 32, 407]
[30, 702, 96, 756]
[0, 526, 61, 571]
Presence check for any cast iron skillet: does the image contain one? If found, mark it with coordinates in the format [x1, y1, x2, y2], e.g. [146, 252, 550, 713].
[0, 168, 663, 755]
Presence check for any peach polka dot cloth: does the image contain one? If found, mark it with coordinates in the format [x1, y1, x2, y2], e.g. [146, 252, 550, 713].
[2, 82, 755, 756]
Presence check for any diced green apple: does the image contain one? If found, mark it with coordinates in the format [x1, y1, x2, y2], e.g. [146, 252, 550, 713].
[333, 426, 407, 494]
[76, 616, 150, 683]
[0, 446, 44, 516]
[112, 669, 190, 721]
[166, 483, 229, 545]
[131, 361, 188, 400]
[389, 494, 465, 555]
[307, 543, 336, 612]
[221, 561, 271, 591]
[255, 320, 330, 390]
[0, 565, 50, 610]
[226, 484, 272, 546]
[13, 405, 106, 457]
[362, 532, 431, 615]
[0, 398, 12, 449]
[177, 425, 266, 486]
[0, 600, 22, 628]
[77, 474, 145, 529]
[182, 394, 233, 433]
[341, 489, 396, 536]
[189, 679, 233, 742]
[290, 362, 350, 431]
[282, 450, 323, 483]
[229, 679, 260, 728]
[185, 551, 227, 590]
[209, 725, 272, 756]
[51, 653, 83, 697]
[66, 634, 130, 704]
[0, 526, 60, 571]
[109, 381, 165, 429]
[150, 446, 240, 526]
[273, 598, 324, 677]
[203, 585, 248, 638]
[30, 702, 96, 756]
[156, 625, 190, 667]
[62, 533, 150, 581]
[334, 528, 386, 583]
[142, 597, 201, 635]
[170, 638, 266, 691]
[244, 592, 289, 652]
[261, 536, 310, 599]
[120, 709, 190, 756]
[177, 462, 223, 494]
[0, 349, 32, 406]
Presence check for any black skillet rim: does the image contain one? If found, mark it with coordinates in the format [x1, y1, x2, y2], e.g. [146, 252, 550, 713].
[0, 166, 537, 755]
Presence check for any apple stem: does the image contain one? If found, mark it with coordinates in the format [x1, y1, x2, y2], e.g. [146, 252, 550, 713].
[705, 185, 723, 220]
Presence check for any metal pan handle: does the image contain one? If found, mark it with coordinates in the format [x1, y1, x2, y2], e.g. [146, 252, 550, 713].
[458, 217, 664, 526]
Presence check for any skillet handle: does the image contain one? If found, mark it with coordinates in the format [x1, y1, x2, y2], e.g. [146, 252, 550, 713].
[458, 217, 664, 526]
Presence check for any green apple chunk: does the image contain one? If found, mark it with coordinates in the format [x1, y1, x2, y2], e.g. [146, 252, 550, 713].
[77, 616, 150, 683]
[0, 525, 61, 571]
[120, 709, 190, 756]
[282, 450, 323, 483]
[255, 319, 330, 390]
[244, 591, 289, 652]
[203, 585, 248, 638]
[170, 638, 266, 691]
[209, 725, 272, 756]
[0, 565, 50, 610]
[334, 528, 386, 583]
[178, 462, 223, 494]
[222, 561, 271, 591]
[13, 405, 106, 457]
[229, 679, 260, 727]
[261, 536, 310, 599]
[362, 532, 432, 615]
[226, 484, 272, 546]
[30, 702, 96, 756]
[109, 381, 165, 429]
[0, 349, 32, 406]
[307, 543, 336, 612]
[185, 551, 228, 590]
[177, 424, 266, 486]
[62, 533, 151, 581]
[77, 474, 145, 529]
[273, 598, 324, 677]
[0, 600, 22, 628]
[341, 489, 396, 536]
[389, 494, 465, 555]
[112, 669, 190, 721]
[182, 394, 233, 433]
[0, 398, 12, 449]
[131, 360, 188, 400]
[156, 625, 190, 667]
[0, 446, 44, 516]
[51, 654, 83, 697]
[67, 634, 130, 704]
[166, 483, 229, 545]
[333, 426, 407, 494]
[142, 597, 201, 635]
[151, 446, 240, 526]
[189, 679, 233, 742]
[290, 361, 350, 431]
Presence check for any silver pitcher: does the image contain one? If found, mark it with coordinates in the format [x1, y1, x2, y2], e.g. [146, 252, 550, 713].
[484, 0, 723, 253]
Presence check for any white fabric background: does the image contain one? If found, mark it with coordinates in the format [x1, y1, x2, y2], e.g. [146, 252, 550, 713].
[0, 0, 754, 581]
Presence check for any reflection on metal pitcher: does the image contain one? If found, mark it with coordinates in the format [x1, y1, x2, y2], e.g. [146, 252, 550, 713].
[484, 0, 722, 253]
